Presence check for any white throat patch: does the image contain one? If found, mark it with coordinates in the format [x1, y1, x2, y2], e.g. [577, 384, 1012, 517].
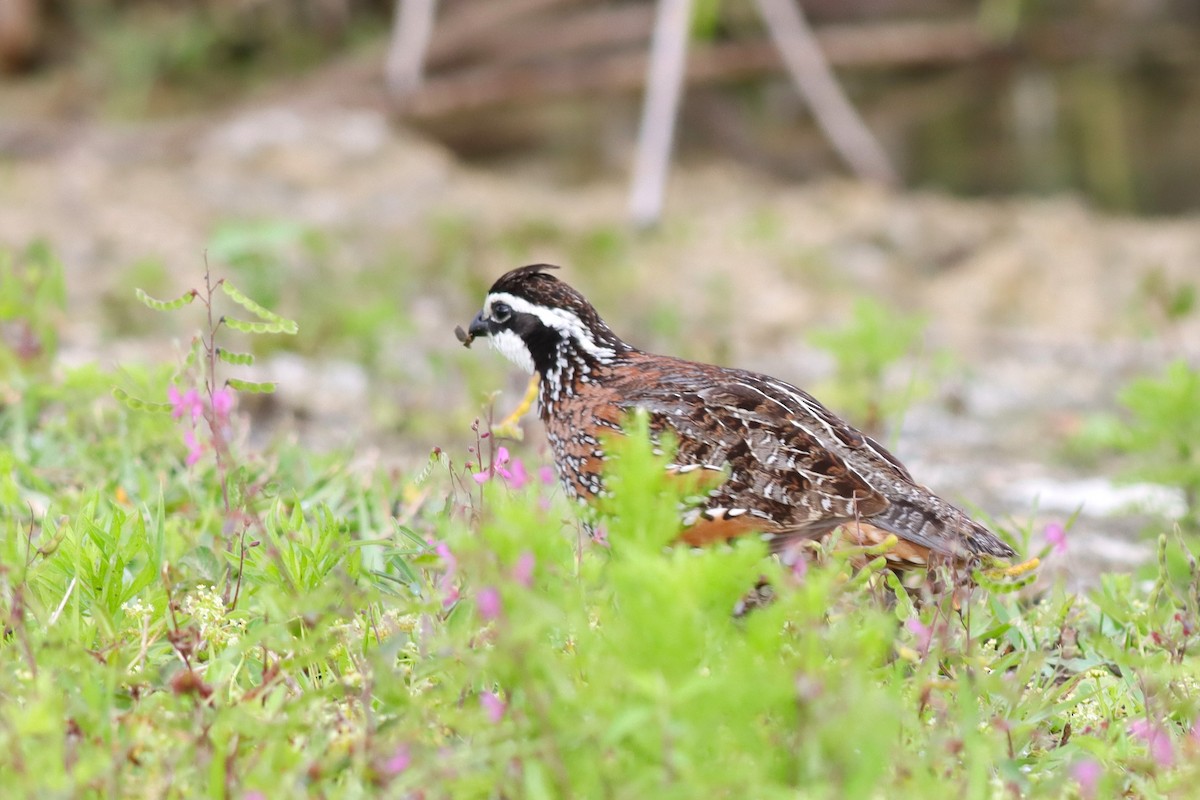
[489, 328, 535, 374]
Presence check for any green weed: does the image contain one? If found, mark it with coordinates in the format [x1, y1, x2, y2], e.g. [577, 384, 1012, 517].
[0, 240, 66, 373]
[4, 256, 1200, 797]
[1076, 360, 1200, 527]
[808, 296, 936, 434]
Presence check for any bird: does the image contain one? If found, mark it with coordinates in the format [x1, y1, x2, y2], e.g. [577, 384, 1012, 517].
[461, 264, 1015, 573]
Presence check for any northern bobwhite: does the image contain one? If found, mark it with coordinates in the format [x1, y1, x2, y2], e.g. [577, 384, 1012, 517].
[463, 264, 1015, 570]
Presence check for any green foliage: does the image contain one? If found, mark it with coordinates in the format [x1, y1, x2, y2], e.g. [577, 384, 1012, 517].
[808, 297, 934, 433]
[1141, 271, 1196, 325]
[110, 385, 173, 413]
[73, 2, 386, 116]
[1133, 269, 1197, 339]
[0, 242, 66, 373]
[101, 258, 172, 337]
[690, 0, 724, 40]
[220, 279, 295, 329]
[3, 362, 186, 518]
[208, 219, 315, 314]
[117, 274, 297, 410]
[0, 251, 1197, 800]
[205, 220, 411, 363]
[1077, 360, 1200, 525]
[224, 378, 276, 394]
[408, 416, 900, 797]
[222, 316, 298, 336]
[7, 254, 1200, 796]
[7, 364, 1200, 796]
[135, 287, 198, 312]
[215, 348, 254, 366]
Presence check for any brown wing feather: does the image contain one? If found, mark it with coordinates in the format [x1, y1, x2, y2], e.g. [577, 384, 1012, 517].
[614, 360, 888, 538]
[611, 353, 1013, 563]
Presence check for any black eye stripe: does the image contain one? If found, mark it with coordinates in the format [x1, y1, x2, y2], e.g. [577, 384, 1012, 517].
[492, 302, 513, 323]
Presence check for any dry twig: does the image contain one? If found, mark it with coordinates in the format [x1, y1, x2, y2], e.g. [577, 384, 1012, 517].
[386, 0, 439, 98]
[628, 0, 693, 227]
[754, 0, 898, 185]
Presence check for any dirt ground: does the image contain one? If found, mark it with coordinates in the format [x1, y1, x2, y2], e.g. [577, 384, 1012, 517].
[2, 78, 1198, 583]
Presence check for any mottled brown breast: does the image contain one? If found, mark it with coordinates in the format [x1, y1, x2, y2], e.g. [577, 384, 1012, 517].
[539, 365, 624, 502]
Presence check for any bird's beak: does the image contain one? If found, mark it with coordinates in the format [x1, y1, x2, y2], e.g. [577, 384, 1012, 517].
[468, 311, 490, 339]
[455, 310, 492, 348]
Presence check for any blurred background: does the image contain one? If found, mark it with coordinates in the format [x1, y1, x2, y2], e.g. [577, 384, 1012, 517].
[1, 0, 1198, 578]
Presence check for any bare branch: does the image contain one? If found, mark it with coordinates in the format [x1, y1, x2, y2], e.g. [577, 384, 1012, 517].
[385, 0, 439, 99]
[426, 0, 582, 66]
[754, 0, 898, 185]
[435, 4, 655, 68]
[402, 19, 992, 117]
[628, 0, 693, 228]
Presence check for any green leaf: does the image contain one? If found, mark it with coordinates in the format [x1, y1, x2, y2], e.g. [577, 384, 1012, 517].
[216, 348, 255, 366]
[221, 281, 297, 332]
[207, 219, 307, 262]
[226, 378, 276, 394]
[134, 287, 196, 312]
[413, 449, 449, 486]
[179, 337, 203, 372]
[222, 316, 298, 336]
[111, 386, 173, 413]
[690, 0, 725, 41]
[1167, 283, 1196, 320]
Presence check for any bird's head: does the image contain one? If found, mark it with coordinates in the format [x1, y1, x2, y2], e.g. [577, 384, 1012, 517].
[464, 264, 628, 377]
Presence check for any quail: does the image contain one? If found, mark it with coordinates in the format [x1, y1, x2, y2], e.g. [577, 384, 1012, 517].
[463, 264, 1015, 570]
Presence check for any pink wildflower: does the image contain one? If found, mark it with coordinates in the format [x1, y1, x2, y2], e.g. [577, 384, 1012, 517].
[538, 466, 556, 486]
[212, 387, 235, 418]
[434, 541, 456, 573]
[480, 691, 506, 723]
[1129, 718, 1174, 767]
[906, 617, 933, 654]
[493, 446, 512, 479]
[512, 552, 536, 587]
[778, 544, 807, 582]
[433, 540, 459, 609]
[791, 553, 809, 581]
[168, 386, 204, 423]
[473, 446, 515, 484]
[472, 447, 533, 489]
[382, 744, 411, 776]
[1044, 522, 1067, 555]
[183, 429, 203, 466]
[477, 586, 502, 621]
[1071, 759, 1102, 800]
[505, 458, 529, 489]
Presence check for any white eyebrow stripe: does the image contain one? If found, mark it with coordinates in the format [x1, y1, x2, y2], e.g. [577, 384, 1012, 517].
[485, 291, 616, 361]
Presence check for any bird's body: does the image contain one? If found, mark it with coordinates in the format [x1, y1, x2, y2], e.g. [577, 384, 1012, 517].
[466, 264, 1014, 569]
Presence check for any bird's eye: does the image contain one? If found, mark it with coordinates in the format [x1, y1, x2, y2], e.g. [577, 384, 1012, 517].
[491, 303, 512, 323]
